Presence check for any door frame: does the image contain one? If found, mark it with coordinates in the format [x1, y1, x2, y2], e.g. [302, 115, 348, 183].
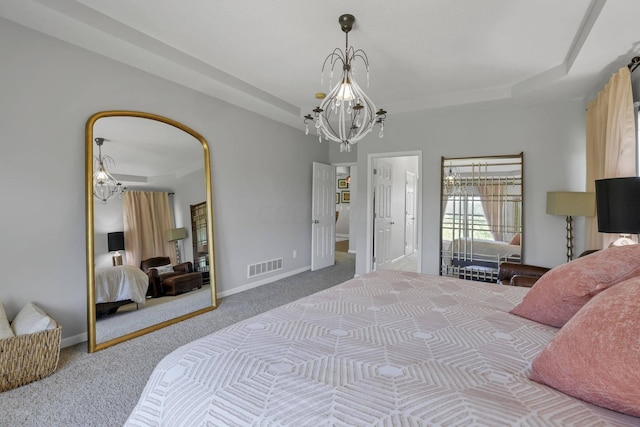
[366, 151, 423, 273]
[333, 162, 357, 254]
[405, 170, 418, 256]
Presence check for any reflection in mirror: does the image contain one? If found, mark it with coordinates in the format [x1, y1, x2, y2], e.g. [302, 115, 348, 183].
[440, 153, 523, 283]
[86, 111, 216, 352]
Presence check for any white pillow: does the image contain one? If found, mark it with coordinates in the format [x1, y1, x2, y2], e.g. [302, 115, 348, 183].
[153, 264, 174, 274]
[0, 302, 14, 339]
[11, 302, 56, 336]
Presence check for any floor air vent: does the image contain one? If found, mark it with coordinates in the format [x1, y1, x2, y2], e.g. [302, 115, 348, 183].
[247, 257, 283, 278]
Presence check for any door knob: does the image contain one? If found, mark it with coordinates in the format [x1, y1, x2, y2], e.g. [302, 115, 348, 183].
[390, 221, 395, 225]
[312, 220, 319, 224]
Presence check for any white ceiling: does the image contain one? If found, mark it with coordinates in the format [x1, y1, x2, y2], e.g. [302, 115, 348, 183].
[2, 0, 640, 132]
[92, 116, 203, 185]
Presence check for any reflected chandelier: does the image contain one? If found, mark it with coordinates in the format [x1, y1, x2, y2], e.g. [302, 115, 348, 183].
[443, 164, 465, 196]
[304, 14, 387, 152]
[93, 137, 122, 204]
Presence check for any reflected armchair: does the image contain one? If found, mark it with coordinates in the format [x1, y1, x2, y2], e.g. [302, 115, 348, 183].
[140, 257, 201, 297]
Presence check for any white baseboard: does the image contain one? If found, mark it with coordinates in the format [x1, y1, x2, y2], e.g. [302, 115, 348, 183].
[216, 265, 311, 299]
[61, 332, 87, 349]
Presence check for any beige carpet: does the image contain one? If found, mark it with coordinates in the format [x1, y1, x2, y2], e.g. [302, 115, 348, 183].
[0, 253, 356, 427]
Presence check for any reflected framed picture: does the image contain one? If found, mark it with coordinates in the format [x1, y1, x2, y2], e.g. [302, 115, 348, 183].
[341, 191, 350, 203]
[338, 179, 349, 189]
[336, 193, 340, 204]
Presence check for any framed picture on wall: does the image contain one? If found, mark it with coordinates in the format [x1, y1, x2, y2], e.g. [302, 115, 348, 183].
[336, 193, 340, 204]
[341, 191, 350, 203]
[338, 179, 349, 189]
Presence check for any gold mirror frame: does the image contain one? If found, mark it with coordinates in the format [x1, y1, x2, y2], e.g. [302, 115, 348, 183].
[85, 110, 217, 353]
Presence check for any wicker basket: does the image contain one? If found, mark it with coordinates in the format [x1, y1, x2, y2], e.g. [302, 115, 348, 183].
[0, 324, 62, 392]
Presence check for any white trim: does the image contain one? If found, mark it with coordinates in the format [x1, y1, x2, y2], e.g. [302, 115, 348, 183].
[61, 332, 87, 348]
[366, 150, 423, 274]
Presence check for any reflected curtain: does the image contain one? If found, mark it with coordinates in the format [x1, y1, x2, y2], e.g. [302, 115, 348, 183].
[585, 66, 636, 249]
[123, 191, 176, 268]
[478, 183, 505, 241]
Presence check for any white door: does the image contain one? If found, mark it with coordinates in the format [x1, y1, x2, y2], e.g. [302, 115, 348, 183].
[311, 162, 336, 271]
[373, 159, 393, 270]
[405, 171, 417, 255]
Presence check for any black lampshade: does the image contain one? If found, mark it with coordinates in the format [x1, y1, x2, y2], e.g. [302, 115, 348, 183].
[595, 177, 640, 234]
[107, 231, 125, 252]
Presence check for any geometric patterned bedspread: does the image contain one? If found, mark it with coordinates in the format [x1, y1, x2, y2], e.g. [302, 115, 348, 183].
[125, 271, 638, 426]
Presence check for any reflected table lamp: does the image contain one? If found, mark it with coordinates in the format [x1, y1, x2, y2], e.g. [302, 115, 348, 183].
[595, 177, 640, 246]
[165, 227, 187, 263]
[546, 192, 595, 262]
[107, 231, 125, 266]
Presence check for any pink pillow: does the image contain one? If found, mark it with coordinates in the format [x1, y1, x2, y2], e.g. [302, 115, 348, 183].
[510, 245, 640, 327]
[529, 277, 640, 417]
[509, 233, 521, 245]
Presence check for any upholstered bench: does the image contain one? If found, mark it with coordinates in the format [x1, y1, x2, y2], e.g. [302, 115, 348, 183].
[161, 272, 203, 296]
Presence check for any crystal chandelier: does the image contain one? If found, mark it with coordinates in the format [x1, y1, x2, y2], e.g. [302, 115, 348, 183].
[93, 137, 122, 204]
[443, 164, 465, 196]
[304, 14, 387, 152]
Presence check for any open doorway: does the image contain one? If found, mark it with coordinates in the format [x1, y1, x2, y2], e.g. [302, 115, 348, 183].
[334, 163, 356, 255]
[366, 152, 422, 273]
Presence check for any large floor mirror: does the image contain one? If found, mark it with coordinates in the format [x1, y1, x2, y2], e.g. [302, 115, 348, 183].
[85, 111, 217, 352]
[440, 153, 523, 283]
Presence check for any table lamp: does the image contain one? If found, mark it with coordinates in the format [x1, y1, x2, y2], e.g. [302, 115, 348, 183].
[165, 227, 187, 263]
[595, 177, 640, 246]
[546, 191, 595, 261]
[107, 231, 125, 266]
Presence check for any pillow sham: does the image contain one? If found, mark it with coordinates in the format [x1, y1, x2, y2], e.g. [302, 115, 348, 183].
[0, 302, 14, 339]
[11, 302, 57, 336]
[510, 244, 640, 327]
[153, 264, 174, 274]
[529, 276, 640, 417]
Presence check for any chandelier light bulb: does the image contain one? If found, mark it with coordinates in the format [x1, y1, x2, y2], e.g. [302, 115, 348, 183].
[336, 82, 355, 101]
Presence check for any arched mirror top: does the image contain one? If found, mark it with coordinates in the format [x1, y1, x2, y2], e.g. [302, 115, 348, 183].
[86, 111, 216, 353]
[439, 153, 523, 283]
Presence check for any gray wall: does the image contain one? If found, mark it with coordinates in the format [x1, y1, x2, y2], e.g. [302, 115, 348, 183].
[3, 17, 635, 345]
[353, 100, 589, 276]
[0, 19, 325, 343]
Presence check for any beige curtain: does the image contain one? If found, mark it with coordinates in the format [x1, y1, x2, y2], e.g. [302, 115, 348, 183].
[585, 66, 636, 249]
[123, 191, 176, 268]
[478, 184, 505, 241]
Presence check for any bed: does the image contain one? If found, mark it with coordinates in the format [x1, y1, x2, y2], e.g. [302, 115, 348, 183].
[442, 238, 521, 281]
[125, 270, 638, 426]
[95, 265, 149, 316]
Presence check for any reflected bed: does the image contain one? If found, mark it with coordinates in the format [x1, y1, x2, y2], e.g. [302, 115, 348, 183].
[95, 265, 148, 316]
[125, 270, 637, 426]
[442, 238, 521, 281]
